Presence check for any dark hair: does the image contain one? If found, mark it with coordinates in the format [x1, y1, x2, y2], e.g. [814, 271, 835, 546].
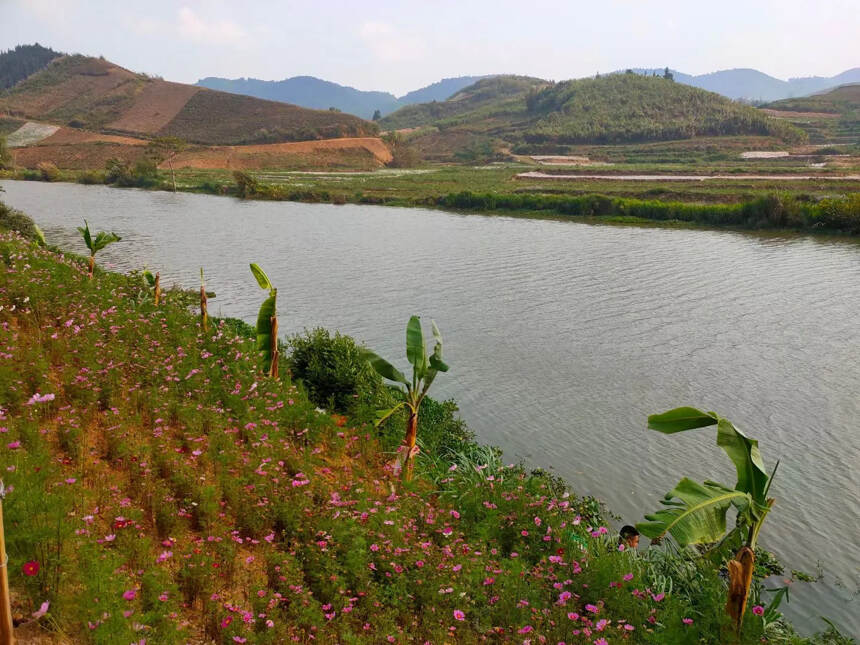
[619, 525, 639, 539]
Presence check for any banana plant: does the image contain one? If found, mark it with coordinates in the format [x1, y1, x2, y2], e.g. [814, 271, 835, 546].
[250, 263, 278, 378]
[636, 407, 779, 636]
[199, 267, 208, 331]
[361, 316, 449, 481]
[77, 220, 121, 279]
[142, 269, 161, 305]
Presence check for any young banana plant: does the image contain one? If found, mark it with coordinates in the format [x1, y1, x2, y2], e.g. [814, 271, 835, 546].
[77, 220, 121, 279]
[199, 267, 208, 331]
[636, 407, 779, 636]
[362, 316, 449, 482]
[142, 269, 161, 305]
[250, 263, 278, 378]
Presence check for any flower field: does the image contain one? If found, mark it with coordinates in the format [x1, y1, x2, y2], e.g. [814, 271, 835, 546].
[0, 228, 849, 644]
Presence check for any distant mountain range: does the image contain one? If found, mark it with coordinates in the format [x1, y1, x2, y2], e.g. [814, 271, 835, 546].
[198, 68, 860, 118]
[627, 68, 860, 102]
[196, 75, 488, 120]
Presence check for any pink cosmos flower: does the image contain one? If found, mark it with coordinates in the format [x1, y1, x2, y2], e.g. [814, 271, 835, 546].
[122, 589, 136, 601]
[682, 617, 694, 625]
[453, 610, 465, 621]
[752, 605, 765, 616]
[32, 601, 49, 619]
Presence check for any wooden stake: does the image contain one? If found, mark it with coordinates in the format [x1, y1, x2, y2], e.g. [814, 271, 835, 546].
[0, 482, 15, 645]
[200, 286, 208, 331]
[87, 255, 94, 280]
[154, 272, 161, 306]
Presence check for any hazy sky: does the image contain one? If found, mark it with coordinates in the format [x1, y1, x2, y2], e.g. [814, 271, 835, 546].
[4, 0, 858, 95]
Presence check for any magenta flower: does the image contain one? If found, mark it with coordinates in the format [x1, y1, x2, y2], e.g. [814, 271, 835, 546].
[682, 617, 694, 625]
[122, 589, 136, 601]
[752, 605, 765, 616]
[32, 601, 50, 619]
[453, 609, 465, 621]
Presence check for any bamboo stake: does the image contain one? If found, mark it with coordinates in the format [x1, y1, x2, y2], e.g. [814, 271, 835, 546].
[199, 268, 208, 331]
[0, 481, 15, 645]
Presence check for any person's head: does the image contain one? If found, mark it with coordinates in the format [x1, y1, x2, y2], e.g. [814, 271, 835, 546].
[619, 525, 640, 549]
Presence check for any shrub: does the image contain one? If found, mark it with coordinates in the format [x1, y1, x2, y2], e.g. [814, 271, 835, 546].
[0, 201, 45, 244]
[288, 328, 391, 415]
[36, 161, 60, 181]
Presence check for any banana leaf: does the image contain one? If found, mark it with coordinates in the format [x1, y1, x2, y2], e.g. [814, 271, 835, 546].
[361, 349, 409, 387]
[428, 320, 449, 372]
[250, 263, 272, 292]
[716, 418, 770, 502]
[405, 315, 427, 377]
[374, 402, 407, 428]
[91, 230, 121, 253]
[255, 292, 276, 371]
[649, 407, 770, 501]
[648, 407, 717, 433]
[77, 220, 93, 253]
[637, 477, 751, 546]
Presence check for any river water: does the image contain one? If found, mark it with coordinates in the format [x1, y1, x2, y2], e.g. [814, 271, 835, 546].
[2, 180, 858, 635]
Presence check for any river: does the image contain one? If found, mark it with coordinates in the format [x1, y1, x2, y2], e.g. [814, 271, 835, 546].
[2, 180, 858, 635]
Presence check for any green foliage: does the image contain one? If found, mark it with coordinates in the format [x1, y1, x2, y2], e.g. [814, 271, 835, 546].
[250, 263, 278, 374]
[0, 43, 62, 90]
[437, 190, 860, 234]
[77, 219, 121, 256]
[0, 135, 10, 169]
[104, 157, 159, 188]
[525, 74, 806, 145]
[287, 328, 391, 415]
[233, 170, 261, 198]
[638, 408, 777, 549]
[0, 200, 45, 244]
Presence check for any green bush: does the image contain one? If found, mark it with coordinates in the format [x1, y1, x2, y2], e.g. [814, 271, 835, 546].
[0, 200, 45, 244]
[287, 328, 392, 415]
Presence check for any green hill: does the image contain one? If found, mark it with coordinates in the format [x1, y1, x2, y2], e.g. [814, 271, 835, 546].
[762, 84, 860, 144]
[379, 75, 547, 130]
[381, 73, 807, 159]
[0, 55, 377, 145]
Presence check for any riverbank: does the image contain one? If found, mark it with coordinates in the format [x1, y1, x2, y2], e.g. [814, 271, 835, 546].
[2, 162, 860, 236]
[0, 206, 855, 643]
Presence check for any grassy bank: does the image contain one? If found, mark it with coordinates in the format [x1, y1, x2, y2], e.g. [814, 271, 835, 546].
[0, 212, 854, 643]
[3, 157, 859, 236]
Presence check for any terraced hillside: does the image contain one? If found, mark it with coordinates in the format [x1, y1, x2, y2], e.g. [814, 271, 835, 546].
[762, 84, 860, 144]
[0, 55, 377, 145]
[381, 74, 807, 160]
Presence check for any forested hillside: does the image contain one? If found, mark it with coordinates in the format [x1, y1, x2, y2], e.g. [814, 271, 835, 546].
[0, 43, 62, 90]
[380, 73, 807, 158]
